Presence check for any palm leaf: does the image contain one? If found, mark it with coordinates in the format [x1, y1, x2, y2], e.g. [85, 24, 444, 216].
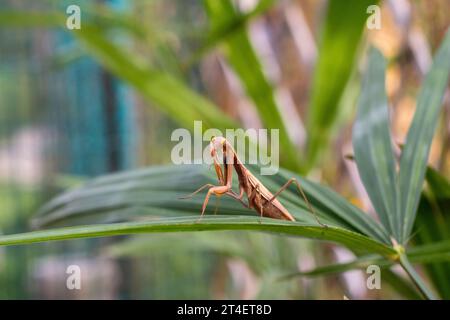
[0, 164, 394, 257]
[0, 216, 395, 256]
[33, 164, 390, 244]
[352, 48, 399, 241]
[399, 29, 450, 242]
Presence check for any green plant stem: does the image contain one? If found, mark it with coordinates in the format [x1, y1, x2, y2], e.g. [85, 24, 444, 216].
[398, 252, 437, 300]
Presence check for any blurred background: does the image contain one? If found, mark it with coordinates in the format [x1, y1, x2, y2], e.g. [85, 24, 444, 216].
[0, 0, 449, 299]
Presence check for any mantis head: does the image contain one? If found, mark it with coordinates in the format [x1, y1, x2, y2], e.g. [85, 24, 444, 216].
[209, 136, 228, 184]
[209, 136, 227, 160]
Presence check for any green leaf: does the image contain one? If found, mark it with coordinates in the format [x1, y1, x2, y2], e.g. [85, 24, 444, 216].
[283, 239, 450, 278]
[275, 168, 391, 244]
[399, 29, 450, 243]
[280, 238, 450, 299]
[188, 0, 275, 66]
[0, 216, 395, 256]
[204, 0, 300, 171]
[414, 168, 450, 298]
[0, 9, 152, 39]
[382, 269, 423, 300]
[4, 164, 393, 256]
[306, 0, 377, 168]
[33, 164, 391, 245]
[0, 11, 64, 28]
[398, 252, 437, 299]
[352, 48, 399, 241]
[426, 167, 450, 198]
[284, 258, 423, 298]
[72, 25, 237, 131]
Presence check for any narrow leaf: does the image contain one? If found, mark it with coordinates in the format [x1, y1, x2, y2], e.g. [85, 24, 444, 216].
[0, 216, 395, 256]
[34, 164, 391, 245]
[413, 168, 450, 298]
[399, 29, 450, 242]
[284, 239, 450, 278]
[352, 48, 399, 240]
[399, 252, 437, 300]
[72, 25, 237, 131]
[306, 0, 377, 168]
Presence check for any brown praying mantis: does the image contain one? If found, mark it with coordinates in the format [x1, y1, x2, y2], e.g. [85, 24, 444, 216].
[181, 136, 326, 227]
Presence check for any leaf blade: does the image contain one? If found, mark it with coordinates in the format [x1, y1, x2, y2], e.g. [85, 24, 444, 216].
[413, 168, 450, 298]
[352, 48, 399, 240]
[399, 29, 450, 242]
[34, 164, 390, 244]
[72, 25, 237, 131]
[306, 0, 377, 168]
[0, 216, 395, 256]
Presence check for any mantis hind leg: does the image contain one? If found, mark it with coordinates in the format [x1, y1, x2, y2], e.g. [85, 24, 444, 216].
[228, 185, 262, 222]
[226, 190, 249, 208]
[253, 185, 264, 223]
[265, 178, 327, 228]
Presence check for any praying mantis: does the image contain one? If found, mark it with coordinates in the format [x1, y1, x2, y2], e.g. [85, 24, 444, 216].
[181, 136, 326, 227]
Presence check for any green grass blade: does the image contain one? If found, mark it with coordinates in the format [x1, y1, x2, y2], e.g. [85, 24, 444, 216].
[399, 29, 450, 243]
[352, 48, 399, 240]
[0, 216, 395, 256]
[306, 0, 377, 168]
[204, 0, 300, 170]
